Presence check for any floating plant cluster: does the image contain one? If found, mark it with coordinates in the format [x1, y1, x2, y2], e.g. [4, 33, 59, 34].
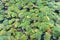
[0, 0, 60, 40]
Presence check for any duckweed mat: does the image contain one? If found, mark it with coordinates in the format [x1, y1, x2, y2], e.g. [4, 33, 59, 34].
[0, 0, 60, 40]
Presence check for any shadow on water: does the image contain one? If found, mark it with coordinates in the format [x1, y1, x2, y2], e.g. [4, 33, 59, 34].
[0, 20, 4, 24]
[40, 32, 45, 40]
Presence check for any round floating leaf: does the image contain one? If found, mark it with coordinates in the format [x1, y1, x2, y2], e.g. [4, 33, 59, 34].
[0, 36, 6, 40]
[0, 15, 4, 21]
[3, 19, 9, 26]
[20, 35, 27, 40]
[44, 32, 51, 40]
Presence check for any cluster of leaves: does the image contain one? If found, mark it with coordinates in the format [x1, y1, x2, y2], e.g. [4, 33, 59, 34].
[0, 0, 60, 40]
